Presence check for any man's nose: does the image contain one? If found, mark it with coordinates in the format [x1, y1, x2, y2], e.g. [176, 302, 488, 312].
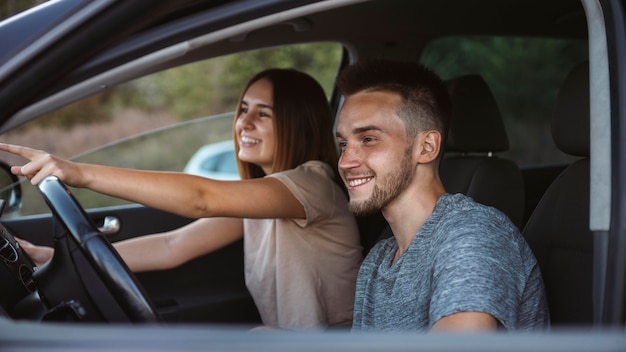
[338, 144, 360, 170]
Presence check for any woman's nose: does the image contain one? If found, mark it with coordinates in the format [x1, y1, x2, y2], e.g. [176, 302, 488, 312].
[237, 111, 254, 130]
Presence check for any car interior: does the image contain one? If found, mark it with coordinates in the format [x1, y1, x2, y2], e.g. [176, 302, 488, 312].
[0, 0, 623, 336]
[522, 61, 594, 325]
[441, 74, 525, 229]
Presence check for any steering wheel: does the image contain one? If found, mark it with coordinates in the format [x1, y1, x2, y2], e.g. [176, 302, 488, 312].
[37, 175, 160, 322]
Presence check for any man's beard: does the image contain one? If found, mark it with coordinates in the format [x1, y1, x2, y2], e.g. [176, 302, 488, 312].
[348, 147, 413, 216]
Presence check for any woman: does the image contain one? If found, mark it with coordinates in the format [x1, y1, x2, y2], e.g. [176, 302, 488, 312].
[2, 68, 363, 330]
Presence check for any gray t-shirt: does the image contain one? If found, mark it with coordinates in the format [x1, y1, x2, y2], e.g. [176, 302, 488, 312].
[352, 193, 549, 332]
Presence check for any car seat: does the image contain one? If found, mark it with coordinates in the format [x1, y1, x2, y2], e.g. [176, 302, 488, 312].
[521, 61, 593, 326]
[440, 74, 525, 229]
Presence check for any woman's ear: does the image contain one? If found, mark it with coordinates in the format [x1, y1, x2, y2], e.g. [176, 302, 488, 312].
[414, 130, 442, 163]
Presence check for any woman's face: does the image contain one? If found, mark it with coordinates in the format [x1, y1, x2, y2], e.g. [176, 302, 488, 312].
[235, 78, 276, 174]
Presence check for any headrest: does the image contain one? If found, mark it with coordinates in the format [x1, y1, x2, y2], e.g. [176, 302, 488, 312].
[445, 75, 509, 153]
[551, 61, 590, 157]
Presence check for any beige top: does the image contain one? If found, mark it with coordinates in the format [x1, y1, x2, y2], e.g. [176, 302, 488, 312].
[243, 161, 362, 330]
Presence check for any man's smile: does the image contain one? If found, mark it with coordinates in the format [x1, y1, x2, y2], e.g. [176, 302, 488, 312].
[345, 176, 374, 189]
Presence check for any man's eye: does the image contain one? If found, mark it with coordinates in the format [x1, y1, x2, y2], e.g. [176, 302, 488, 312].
[363, 137, 376, 143]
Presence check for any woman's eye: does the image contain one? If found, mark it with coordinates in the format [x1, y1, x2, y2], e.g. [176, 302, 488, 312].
[240, 107, 248, 114]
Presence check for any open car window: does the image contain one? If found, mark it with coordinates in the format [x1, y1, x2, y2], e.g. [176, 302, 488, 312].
[1, 42, 343, 217]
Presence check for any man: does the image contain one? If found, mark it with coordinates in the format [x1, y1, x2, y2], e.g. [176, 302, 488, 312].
[335, 60, 549, 332]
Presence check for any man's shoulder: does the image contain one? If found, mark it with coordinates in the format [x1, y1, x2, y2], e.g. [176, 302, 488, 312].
[426, 194, 524, 255]
[434, 193, 517, 232]
[437, 193, 498, 214]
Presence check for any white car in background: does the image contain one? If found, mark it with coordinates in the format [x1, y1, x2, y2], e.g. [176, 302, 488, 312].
[183, 140, 239, 180]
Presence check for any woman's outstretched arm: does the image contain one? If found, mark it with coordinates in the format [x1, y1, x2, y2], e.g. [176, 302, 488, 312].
[0, 143, 305, 220]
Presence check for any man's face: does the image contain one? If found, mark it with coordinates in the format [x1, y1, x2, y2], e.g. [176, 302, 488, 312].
[336, 91, 414, 215]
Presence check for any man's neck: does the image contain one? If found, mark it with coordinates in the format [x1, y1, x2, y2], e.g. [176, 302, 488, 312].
[383, 180, 446, 255]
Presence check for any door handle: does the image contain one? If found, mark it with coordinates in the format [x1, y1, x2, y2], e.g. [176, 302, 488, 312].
[98, 216, 120, 236]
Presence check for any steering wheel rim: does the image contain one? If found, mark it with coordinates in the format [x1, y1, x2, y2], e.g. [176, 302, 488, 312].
[37, 175, 160, 322]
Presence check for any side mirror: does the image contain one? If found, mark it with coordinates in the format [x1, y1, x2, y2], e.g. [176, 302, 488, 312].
[0, 161, 22, 214]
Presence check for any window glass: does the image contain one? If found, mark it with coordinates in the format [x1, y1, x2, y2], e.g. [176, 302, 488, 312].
[1, 42, 343, 217]
[420, 37, 588, 166]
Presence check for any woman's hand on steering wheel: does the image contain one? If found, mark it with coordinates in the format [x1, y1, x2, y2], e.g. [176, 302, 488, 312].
[15, 237, 54, 268]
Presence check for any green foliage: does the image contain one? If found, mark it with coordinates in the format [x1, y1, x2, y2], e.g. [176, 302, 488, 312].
[123, 43, 342, 121]
[421, 37, 588, 124]
[35, 91, 115, 128]
[19, 42, 342, 132]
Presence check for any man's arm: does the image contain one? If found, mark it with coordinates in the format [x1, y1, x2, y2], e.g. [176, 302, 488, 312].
[431, 312, 498, 332]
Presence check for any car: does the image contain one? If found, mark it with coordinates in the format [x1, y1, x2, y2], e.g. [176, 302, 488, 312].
[0, 0, 625, 350]
[183, 140, 239, 180]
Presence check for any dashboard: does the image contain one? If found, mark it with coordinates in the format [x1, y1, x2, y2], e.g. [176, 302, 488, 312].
[0, 201, 38, 316]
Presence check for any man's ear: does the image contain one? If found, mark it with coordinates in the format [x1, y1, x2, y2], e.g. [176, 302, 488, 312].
[413, 130, 442, 163]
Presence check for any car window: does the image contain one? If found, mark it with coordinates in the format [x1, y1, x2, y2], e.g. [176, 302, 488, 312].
[420, 36, 588, 166]
[1, 42, 343, 217]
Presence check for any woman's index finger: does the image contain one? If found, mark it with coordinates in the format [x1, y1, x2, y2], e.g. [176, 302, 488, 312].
[0, 143, 39, 160]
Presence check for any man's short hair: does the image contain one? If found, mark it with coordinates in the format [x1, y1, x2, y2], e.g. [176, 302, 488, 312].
[336, 60, 451, 156]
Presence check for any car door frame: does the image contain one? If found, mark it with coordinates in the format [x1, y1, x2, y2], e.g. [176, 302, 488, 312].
[594, 0, 626, 326]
